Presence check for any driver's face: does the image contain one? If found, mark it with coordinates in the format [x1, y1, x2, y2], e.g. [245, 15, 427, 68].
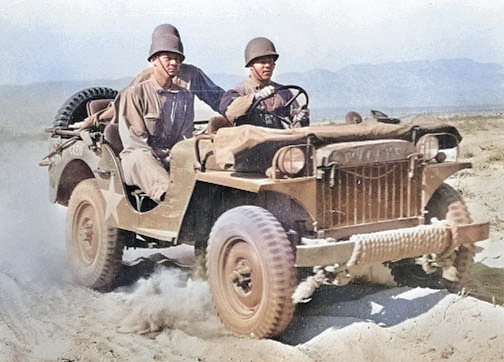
[250, 56, 276, 82]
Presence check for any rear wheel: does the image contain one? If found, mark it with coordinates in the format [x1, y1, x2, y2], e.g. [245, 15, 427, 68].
[206, 206, 297, 338]
[66, 179, 124, 291]
[390, 183, 474, 291]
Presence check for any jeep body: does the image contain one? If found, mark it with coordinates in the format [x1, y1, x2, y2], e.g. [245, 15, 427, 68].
[42, 87, 489, 338]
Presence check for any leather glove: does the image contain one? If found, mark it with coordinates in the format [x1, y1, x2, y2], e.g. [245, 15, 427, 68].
[254, 85, 275, 100]
[292, 108, 310, 127]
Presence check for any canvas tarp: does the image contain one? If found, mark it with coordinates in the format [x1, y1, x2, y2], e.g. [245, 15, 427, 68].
[212, 119, 461, 166]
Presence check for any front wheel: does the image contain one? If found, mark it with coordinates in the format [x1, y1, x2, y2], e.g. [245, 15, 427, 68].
[206, 206, 297, 338]
[66, 179, 124, 291]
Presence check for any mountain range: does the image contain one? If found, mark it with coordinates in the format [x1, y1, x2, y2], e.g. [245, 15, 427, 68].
[1, 58, 502, 130]
[215, 58, 504, 109]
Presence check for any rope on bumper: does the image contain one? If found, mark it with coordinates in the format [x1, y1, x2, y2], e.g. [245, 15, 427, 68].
[346, 223, 452, 267]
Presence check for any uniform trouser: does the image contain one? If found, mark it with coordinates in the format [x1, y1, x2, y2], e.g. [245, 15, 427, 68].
[120, 148, 170, 201]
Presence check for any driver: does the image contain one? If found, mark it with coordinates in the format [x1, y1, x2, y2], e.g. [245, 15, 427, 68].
[219, 37, 309, 128]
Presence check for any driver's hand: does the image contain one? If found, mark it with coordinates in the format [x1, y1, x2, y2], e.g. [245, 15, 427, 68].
[254, 85, 275, 100]
[292, 108, 310, 127]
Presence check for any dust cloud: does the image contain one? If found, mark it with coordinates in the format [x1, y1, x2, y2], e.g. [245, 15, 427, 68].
[0, 135, 225, 337]
[0, 135, 229, 361]
[0, 137, 68, 286]
[114, 268, 227, 338]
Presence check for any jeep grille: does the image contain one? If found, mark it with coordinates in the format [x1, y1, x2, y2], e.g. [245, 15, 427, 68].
[316, 159, 423, 229]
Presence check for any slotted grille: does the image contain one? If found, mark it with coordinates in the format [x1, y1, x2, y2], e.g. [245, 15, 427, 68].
[317, 159, 423, 229]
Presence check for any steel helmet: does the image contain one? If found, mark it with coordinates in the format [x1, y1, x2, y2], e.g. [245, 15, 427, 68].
[151, 23, 181, 40]
[148, 33, 185, 62]
[244, 37, 279, 67]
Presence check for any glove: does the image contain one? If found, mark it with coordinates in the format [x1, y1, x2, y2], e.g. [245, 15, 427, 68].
[254, 85, 275, 100]
[292, 108, 310, 127]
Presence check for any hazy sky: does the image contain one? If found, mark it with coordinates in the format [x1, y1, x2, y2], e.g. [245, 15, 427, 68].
[1, 0, 503, 85]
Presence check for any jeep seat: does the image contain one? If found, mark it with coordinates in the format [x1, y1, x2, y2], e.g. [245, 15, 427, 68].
[87, 99, 113, 116]
[103, 123, 123, 155]
[207, 116, 233, 134]
[86, 99, 124, 155]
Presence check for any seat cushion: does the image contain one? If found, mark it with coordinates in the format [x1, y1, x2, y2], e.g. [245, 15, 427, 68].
[103, 122, 123, 155]
[87, 99, 113, 116]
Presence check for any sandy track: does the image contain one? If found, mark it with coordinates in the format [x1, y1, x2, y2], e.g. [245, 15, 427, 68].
[1, 115, 504, 361]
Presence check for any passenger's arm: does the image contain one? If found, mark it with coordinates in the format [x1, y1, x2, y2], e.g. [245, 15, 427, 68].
[118, 87, 153, 154]
[189, 67, 225, 112]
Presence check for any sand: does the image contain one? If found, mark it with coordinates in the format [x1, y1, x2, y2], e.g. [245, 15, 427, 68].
[1, 112, 503, 361]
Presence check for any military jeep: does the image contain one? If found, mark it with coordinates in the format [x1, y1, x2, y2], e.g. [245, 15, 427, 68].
[41, 86, 489, 339]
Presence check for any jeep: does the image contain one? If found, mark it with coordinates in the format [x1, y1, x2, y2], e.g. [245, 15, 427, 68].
[40, 86, 489, 338]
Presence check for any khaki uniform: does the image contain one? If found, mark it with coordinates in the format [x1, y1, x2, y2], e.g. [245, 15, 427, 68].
[81, 64, 224, 128]
[79, 64, 224, 201]
[219, 78, 304, 129]
[118, 76, 194, 200]
[219, 78, 286, 122]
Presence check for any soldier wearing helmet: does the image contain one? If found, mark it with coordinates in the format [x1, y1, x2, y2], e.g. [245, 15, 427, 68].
[219, 37, 309, 128]
[80, 24, 225, 133]
[117, 25, 202, 202]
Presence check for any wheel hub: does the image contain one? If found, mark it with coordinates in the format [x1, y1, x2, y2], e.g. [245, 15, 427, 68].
[74, 205, 99, 265]
[223, 240, 263, 310]
[231, 259, 252, 294]
[79, 221, 94, 246]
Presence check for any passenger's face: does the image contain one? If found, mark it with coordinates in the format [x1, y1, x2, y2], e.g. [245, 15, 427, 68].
[250, 56, 276, 82]
[153, 52, 182, 78]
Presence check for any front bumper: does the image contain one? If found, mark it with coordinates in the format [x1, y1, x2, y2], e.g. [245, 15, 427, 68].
[295, 221, 490, 267]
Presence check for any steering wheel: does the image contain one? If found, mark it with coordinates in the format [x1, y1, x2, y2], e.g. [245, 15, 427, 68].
[247, 85, 309, 129]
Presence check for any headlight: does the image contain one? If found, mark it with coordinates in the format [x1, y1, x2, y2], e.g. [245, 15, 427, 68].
[416, 135, 439, 161]
[277, 147, 306, 177]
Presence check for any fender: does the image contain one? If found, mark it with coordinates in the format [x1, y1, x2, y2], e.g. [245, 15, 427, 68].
[47, 137, 110, 205]
[422, 161, 472, 208]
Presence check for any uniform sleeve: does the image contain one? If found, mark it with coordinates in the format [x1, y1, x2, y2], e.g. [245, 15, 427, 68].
[189, 67, 225, 112]
[218, 89, 254, 122]
[118, 86, 153, 154]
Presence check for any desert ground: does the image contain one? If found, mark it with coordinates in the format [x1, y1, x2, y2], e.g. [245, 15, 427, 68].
[0, 112, 503, 361]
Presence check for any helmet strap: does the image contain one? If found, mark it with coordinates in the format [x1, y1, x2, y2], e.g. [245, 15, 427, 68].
[250, 65, 271, 86]
[152, 57, 175, 88]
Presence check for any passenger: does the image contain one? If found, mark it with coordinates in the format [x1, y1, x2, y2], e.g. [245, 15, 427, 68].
[80, 24, 227, 132]
[117, 26, 194, 202]
[219, 37, 309, 129]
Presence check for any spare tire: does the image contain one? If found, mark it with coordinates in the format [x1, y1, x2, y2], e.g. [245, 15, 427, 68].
[54, 87, 118, 128]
